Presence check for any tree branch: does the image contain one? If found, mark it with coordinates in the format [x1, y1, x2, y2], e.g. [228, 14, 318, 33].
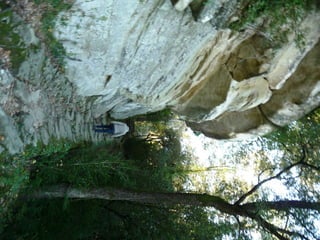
[234, 148, 306, 205]
[242, 200, 320, 212]
[233, 215, 242, 239]
[234, 162, 301, 205]
[247, 213, 289, 240]
[246, 211, 309, 240]
[301, 161, 320, 171]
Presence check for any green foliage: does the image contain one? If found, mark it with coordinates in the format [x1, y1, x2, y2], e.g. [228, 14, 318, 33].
[0, 2, 27, 73]
[0, 151, 28, 233]
[0, 138, 134, 235]
[123, 127, 187, 192]
[266, 108, 320, 198]
[1, 200, 228, 240]
[1, 199, 114, 240]
[0, 138, 74, 232]
[267, 108, 320, 147]
[27, 140, 135, 189]
[265, 109, 320, 176]
[230, 0, 314, 48]
[0, 132, 222, 239]
[255, 109, 320, 238]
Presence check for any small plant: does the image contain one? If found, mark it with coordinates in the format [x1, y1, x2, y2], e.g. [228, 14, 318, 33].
[24, 139, 137, 189]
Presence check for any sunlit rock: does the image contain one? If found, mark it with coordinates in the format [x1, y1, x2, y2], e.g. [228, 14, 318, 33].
[174, 0, 194, 11]
[177, 12, 320, 138]
[261, 40, 320, 126]
[204, 77, 272, 120]
[54, 0, 219, 118]
[53, 0, 320, 138]
[196, 0, 237, 24]
[1, 0, 320, 155]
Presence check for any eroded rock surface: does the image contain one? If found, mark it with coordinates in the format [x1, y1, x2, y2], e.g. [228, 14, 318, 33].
[54, 0, 319, 139]
[183, 13, 320, 138]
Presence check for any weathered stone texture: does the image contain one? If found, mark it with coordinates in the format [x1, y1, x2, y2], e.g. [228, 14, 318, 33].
[46, 0, 320, 138]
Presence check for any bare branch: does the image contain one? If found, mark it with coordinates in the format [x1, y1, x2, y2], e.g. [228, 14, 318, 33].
[235, 147, 308, 205]
[248, 213, 289, 240]
[233, 215, 242, 239]
[235, 162, 302, 205]
[301, 161, 320, 171]
[247, 212, 309, 240]
[242, 200, 320, 213]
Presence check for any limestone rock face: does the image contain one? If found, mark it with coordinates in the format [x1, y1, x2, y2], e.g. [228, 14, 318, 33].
[261, 40, 320, 126]
[53, 0, 320, 138]
[54, 0, 219, 118]
[0, 0, 320, 153]
[184, 13, 320, 138]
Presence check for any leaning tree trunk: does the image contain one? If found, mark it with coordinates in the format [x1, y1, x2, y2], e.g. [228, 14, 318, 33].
[24, 185, 320, 240]
[25, 185, 247, 216]
[26, 185, 320, 215]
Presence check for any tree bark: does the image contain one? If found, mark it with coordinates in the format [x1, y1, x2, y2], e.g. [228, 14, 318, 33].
[25, 185, 320, 215]
[242, 200, 320, 212]
[26, 185, 247, 216]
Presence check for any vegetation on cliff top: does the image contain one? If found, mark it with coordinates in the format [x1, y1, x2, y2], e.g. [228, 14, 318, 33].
[230, 0, 316, 48]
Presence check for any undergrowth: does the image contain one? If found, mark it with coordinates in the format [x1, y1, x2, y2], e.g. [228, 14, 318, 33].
[0, 133, 183, 233]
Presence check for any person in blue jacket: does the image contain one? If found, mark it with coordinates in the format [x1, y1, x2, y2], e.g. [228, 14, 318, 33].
[93, 121, 129, 137]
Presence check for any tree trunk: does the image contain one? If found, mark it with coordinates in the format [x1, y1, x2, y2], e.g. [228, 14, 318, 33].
[23, 185, 320, 240]
[242, 200, 320, 212]
[26, 185, 247, 216]
[25, 185, 320, 216]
